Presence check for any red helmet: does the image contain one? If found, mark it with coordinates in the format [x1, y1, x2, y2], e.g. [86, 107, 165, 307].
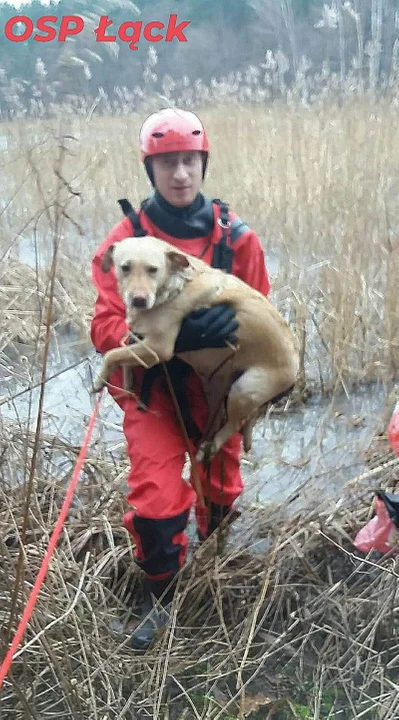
[139, 108, 209, 160]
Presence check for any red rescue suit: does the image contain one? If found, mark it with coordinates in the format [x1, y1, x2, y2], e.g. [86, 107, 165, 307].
[91, 192, 271, 580]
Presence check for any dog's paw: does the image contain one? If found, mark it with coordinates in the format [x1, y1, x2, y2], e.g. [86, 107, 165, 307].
[91, 376, 106, 394]
[196, 441, 217, 466]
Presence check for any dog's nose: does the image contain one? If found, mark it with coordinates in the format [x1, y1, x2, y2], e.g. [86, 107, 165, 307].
[132, 296, 147, 309]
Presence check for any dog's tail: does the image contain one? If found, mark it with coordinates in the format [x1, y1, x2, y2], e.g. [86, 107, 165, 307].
[118, 198, 134, 216]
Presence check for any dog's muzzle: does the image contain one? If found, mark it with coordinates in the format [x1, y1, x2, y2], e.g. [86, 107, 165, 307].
[131, 296, 148, 309]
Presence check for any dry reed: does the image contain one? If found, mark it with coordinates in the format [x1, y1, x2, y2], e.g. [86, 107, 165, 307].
[1, 68, 399, 719]
[0, 424, 398, 718]
[1, 98, 398, 392]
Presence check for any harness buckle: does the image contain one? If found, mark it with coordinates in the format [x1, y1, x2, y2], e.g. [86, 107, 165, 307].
[217, 216, 231, 230]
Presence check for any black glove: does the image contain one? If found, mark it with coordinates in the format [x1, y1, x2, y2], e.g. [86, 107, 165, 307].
[174, 303, 238, 353]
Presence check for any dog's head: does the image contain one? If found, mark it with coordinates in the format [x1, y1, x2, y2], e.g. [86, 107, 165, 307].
[101, 236, 192, 311]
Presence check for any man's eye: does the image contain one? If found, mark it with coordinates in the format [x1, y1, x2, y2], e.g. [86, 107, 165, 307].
[147, 266, 158, 275]
[121, 263, 131, 273]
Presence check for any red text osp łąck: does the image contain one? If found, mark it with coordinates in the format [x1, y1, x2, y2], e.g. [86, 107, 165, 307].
[4, 14, 190, 50]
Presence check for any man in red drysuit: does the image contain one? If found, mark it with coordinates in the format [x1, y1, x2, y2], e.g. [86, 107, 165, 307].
[90, 108, 271, 649]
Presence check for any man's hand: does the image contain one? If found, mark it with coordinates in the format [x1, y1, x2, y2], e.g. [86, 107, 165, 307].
[174, 303, 238, 353]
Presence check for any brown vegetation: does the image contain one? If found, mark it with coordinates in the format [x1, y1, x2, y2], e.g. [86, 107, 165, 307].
[1, 82, 399, 717]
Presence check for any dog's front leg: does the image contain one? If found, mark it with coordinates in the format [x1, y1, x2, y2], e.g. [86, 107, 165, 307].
[91, 339, 174, 393]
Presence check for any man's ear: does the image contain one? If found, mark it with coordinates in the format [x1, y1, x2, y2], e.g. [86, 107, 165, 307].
[101, 244, 115, 272]
[166, 251, 190, 271]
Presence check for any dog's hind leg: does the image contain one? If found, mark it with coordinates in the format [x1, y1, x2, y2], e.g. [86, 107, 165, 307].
[240, 415, 257, 454]
[196, 366, 295, 464]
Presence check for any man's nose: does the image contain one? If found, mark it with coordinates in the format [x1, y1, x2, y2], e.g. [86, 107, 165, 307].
[173, 162, 188, 181]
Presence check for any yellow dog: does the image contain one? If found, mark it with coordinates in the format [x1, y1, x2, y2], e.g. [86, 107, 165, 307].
[92, 236, 299, 463]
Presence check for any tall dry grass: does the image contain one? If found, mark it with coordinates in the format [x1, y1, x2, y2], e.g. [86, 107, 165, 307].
[0, 436, 398, 718]
[1, 97, 399, 391]
[1, 78, 399, 717]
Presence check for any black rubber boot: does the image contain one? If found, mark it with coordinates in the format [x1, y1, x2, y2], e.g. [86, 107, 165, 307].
[131, 575, 177, 651]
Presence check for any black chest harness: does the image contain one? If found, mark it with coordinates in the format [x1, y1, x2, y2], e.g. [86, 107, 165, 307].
[117, 197, 235, 440]
[118, 196, 234, 272]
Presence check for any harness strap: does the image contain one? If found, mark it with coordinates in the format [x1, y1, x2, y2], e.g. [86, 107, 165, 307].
[118, 198, 147, 237]
[210, 199, 234, 273]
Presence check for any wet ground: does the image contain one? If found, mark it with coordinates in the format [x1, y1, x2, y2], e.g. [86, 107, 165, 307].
[0, 334, 389, 512]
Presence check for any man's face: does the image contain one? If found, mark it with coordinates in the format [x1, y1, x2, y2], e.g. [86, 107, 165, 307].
[151, 150, 203, 207]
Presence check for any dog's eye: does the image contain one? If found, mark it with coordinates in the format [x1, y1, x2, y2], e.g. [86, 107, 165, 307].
[147, 266, 158, 275]
[121, 263, 131, 273]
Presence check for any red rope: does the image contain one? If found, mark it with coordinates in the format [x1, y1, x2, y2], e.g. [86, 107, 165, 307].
[0, 391, 103, 691]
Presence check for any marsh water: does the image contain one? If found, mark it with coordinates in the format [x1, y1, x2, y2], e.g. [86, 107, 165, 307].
[1, 331, 389, 511]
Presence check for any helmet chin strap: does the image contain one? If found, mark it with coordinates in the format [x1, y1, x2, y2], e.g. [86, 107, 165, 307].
[144, 154, 209, 186]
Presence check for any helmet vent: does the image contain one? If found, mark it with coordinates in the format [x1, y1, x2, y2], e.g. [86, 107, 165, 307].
[152, 132, 164, 138]
[192, 130, 201, 135]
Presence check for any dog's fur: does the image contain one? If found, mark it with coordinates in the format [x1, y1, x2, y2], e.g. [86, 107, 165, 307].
[92, 236, 299, 463]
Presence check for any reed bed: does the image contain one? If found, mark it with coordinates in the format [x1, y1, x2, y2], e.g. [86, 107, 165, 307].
[1, 75, 399, 718]
[1, 97, 399, 392]
[0, 420, 398, 718]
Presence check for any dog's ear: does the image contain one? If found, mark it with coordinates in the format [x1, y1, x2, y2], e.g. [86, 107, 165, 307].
[166, 251, 190, 271]
[102, 244, 115, 273]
